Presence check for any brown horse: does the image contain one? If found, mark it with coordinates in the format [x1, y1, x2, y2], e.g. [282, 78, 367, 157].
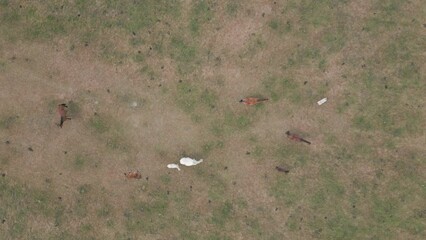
[124, 171, 142, 179]
[239, 97, 269, 106]
[57, 103, 71, 128]
[286, 131, 311, 144]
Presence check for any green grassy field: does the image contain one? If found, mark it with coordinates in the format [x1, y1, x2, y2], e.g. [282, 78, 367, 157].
[0, 0, 425, 239]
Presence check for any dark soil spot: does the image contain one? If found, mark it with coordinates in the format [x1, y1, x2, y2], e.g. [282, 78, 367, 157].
[64, 151, 67, 154]
[58, 197, 62, 200]
[28, 147, 33, 151]
[5, 140, 10, 144]
[2, 173, 5, 177]
[303, 81, 308, 85]
[224, 166, 228, 170]
[246, 151, 251, 155]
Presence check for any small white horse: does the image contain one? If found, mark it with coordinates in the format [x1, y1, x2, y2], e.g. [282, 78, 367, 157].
[180, 157, 203, 166]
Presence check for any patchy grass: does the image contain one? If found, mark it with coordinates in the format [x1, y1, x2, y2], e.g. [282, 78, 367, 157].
[0, 177, 67, 239]
[88, 114, 110, 134]
[201, 140, 224, 156]
[175, 81, 221, 125]
[263, 76, 301, 103]
[125, 190, 169, 234]
[73, 155, 87, 170]
[211, 200, 233, 227]
[87, 114, 129, 151]
[240, 34, 267, 59]
[270, 175, 304, 206]
[123, 0, 181, 33]
[0, 115, 19, 129]
[226, 2, 239, 16]
[224, 111, 251, 130]
[0, 1, 424, 239]
[170, 37, 198, 74]
[176, 81, 199, 113]
[189, 0, 215, 35]
[268, 18, 292, 35]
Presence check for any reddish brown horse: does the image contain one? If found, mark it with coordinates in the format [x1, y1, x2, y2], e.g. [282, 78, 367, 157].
[286, 131, 311, 144]
[124, 171, 142, 179]
[239, 97, 269, 106]
[57, 103, 71, 128]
